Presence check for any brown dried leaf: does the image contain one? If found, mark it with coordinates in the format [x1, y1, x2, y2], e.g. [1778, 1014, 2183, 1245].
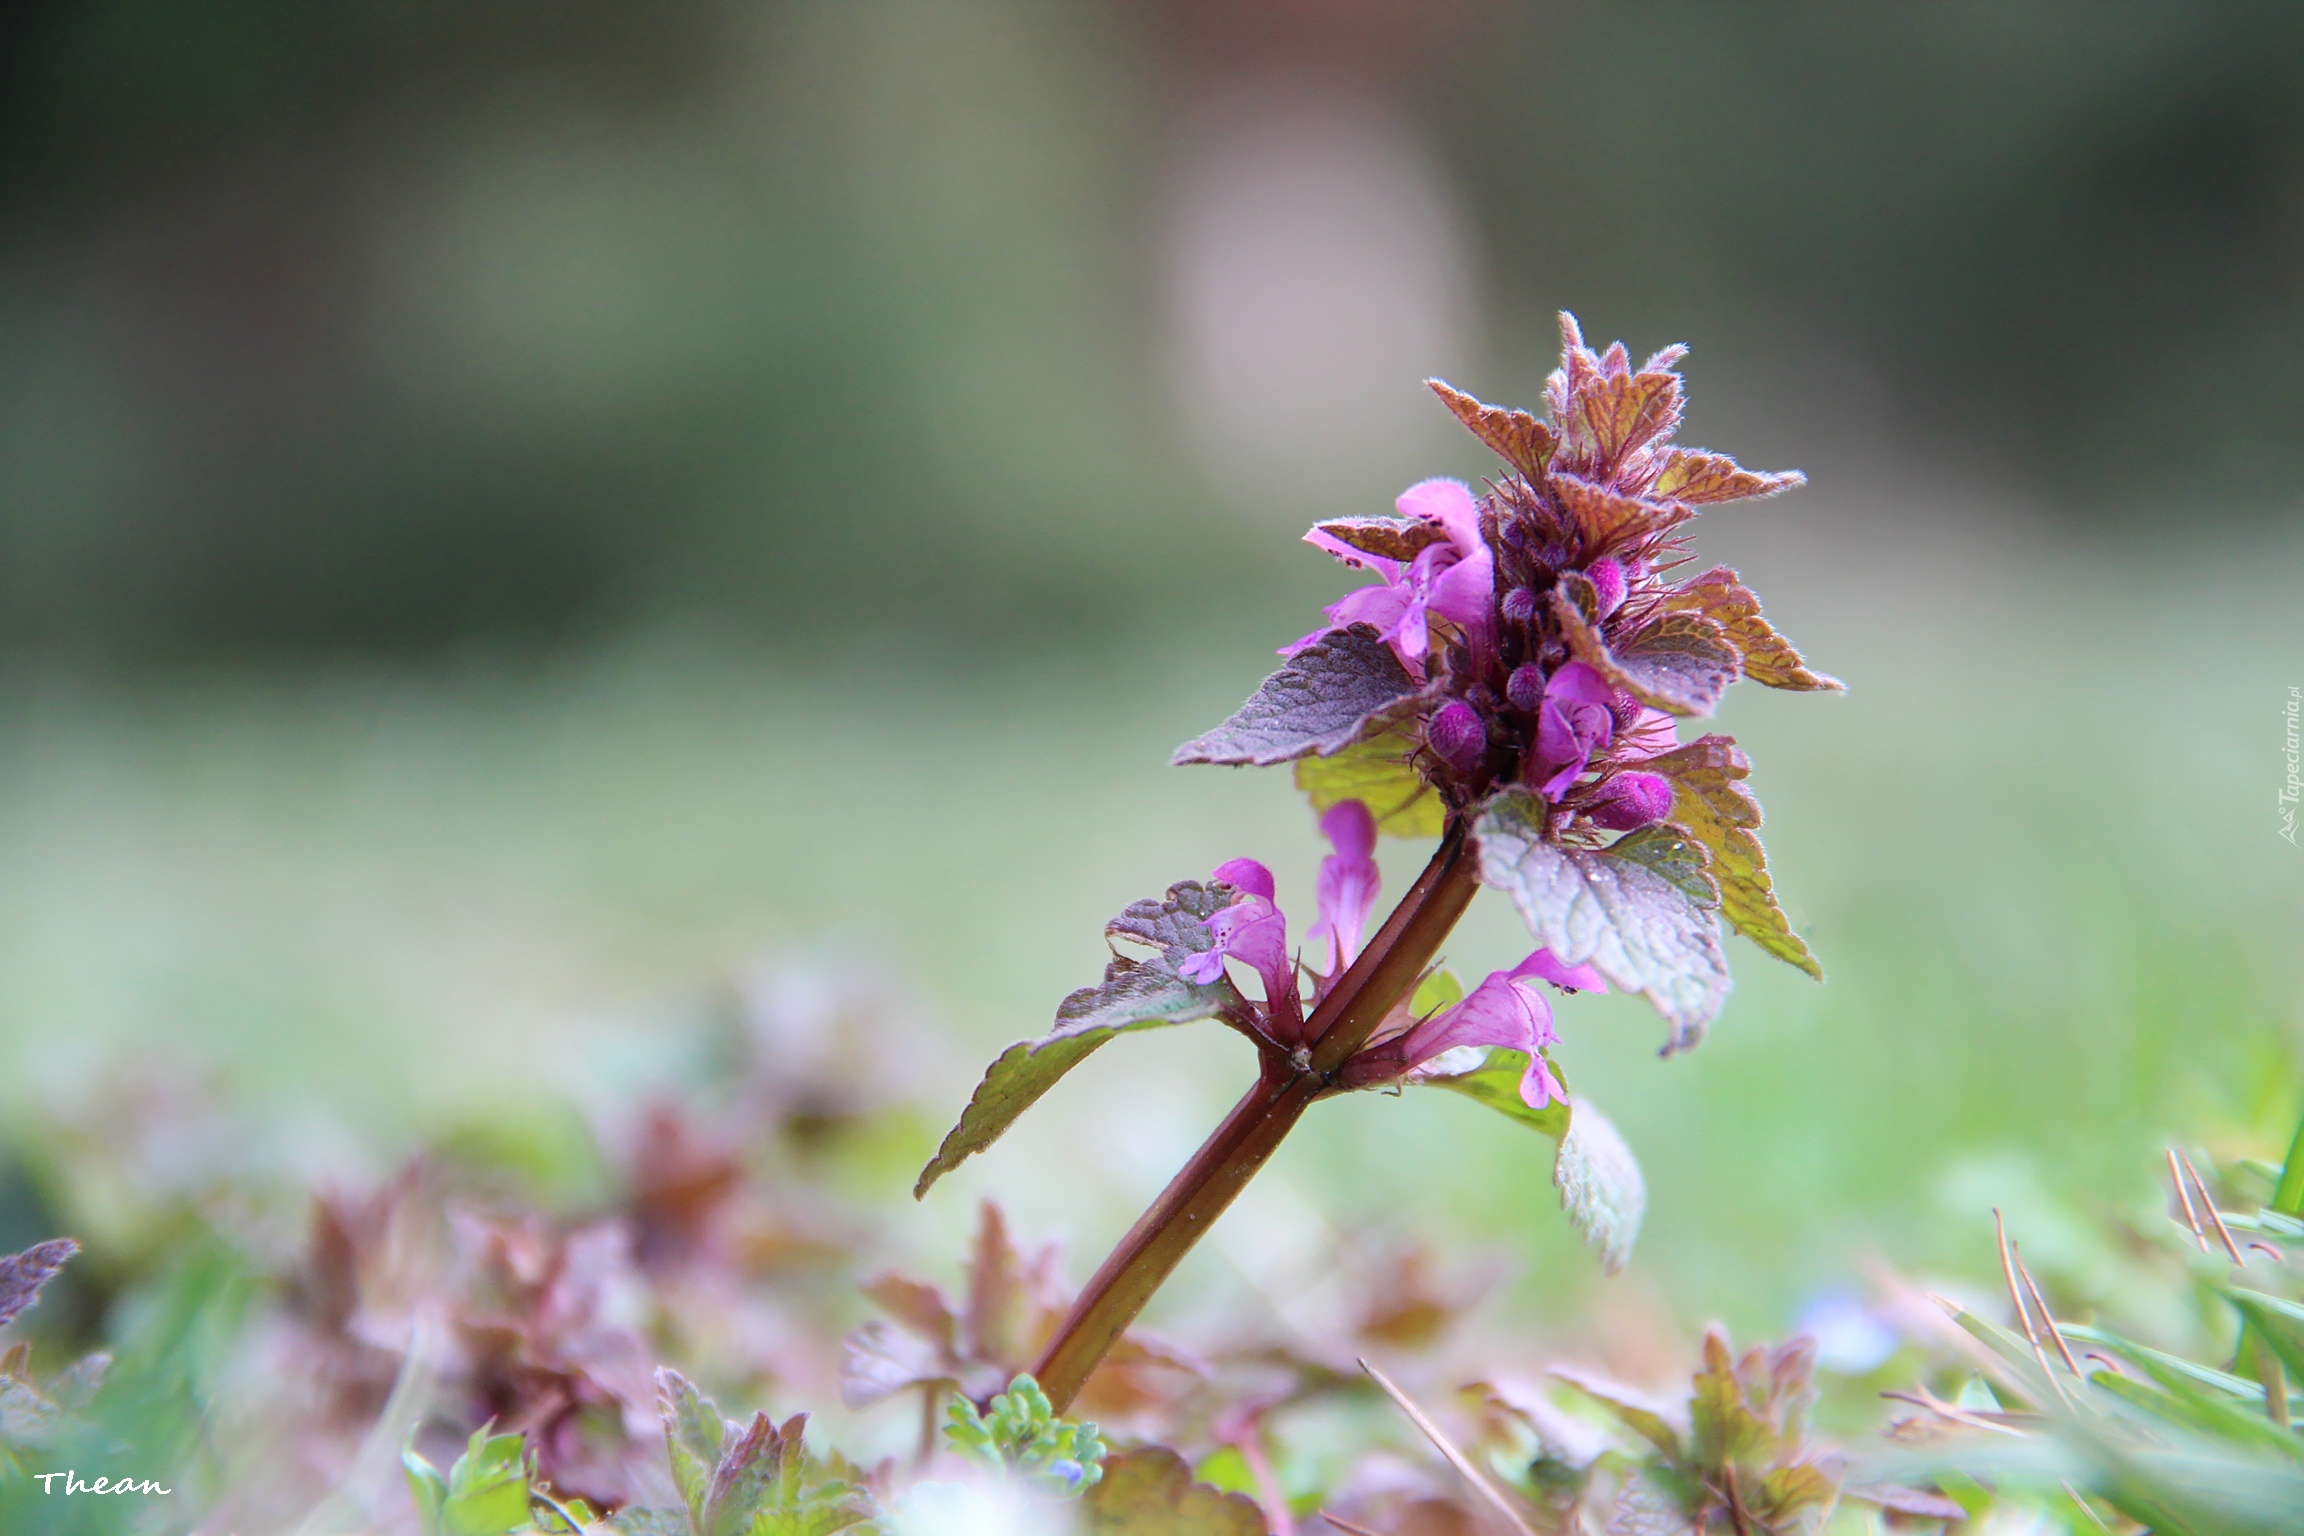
[1651, 450, 1803, 505]
[1077, 1446, 1269, 1535]
[1639, 736, 1822, 980]
[1428, 380, 1559, 481]
[1664, 568, 1842, 692]
[1314, 515, 1451, 564]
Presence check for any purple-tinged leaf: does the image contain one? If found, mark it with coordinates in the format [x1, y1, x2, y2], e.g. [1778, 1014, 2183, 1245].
[1312, 515, 1450, 564]
[916, 883, 1241, 1198]
[1552, 583, 1740, 718]
[0, 1239, 76, 1332]
[1651, 448, 1803, 505]
[1427, 379, 1559, 482]
[1606, 1464, 1696, 1536]
[1573, 368, 1682, 473]
[1642, 735, 1822, 980]
[1175, 624, 1420, 767]
[1474, 792, 1730, 1051]
[1664, 567, 1842, 692]
[838, 1320, 949, 1410]
[1552, 473, 1685, 556]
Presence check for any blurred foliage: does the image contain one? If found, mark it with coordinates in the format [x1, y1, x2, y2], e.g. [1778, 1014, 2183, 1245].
[0, 1, 2296, 655]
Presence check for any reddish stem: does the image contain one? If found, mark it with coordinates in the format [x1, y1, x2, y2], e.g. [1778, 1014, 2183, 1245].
[1031, 820, 1482, 1412]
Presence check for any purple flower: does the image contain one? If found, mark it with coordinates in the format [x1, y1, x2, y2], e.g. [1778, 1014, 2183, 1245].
[1304, 801, 1380, 979]
[1295, 478, 1494, 677]
[1393, 950, 1608, 1109]
[1179, 858, 1294, 1004]
[1588, 770, 1674, 831]
[1426, 700, 1488, 775]
[1532, 661, 1616, 795]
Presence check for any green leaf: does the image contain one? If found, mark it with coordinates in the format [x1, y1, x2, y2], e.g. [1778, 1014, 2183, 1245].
[1551, 583, 1739, 718]
[438, 1427, 533, 1536]
[658, 1367, 728, 1518]
[2226, 1288, 2304, 1384]
[915, 882, 1242, 1198]
[403, 1439, 451, 1536]
[2090, 1367, 2304, 1464]
[1417, 1048, 1569, 1140]
[1473, 791, 1731, 1051]
[1294, 725, 1444, 837]
[1641, 736, 1822, 981]
[1606, 824, 1721, 908]
[704, 1414, 782, 1536]
[606, 1510, 691, 1536]
[1075, 1446, 1269, 1535]
[944, 1374, 1107, 1497]
[1606, 1463, 1697, 1535]
[1410, 967, 1465, 1016]
[1173, 623, 1420, 767]
[1553, 1098, 1646, 1276]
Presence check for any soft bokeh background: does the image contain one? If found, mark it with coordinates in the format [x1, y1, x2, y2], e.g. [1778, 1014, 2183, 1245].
[2, 0, 2301, 1363]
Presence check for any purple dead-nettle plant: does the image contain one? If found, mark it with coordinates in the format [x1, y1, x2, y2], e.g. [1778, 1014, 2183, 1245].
[916, 314, 1841, 1412]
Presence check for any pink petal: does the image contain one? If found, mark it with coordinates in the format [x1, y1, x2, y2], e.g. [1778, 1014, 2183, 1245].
[1394, 477, 1483, 557]
[1326, 583, 1407, 636]
[1545, 661, 1614, 709]
[1515, 949, 1608, 995]
[1303, 527, 1400, 577]
[1320, 799, 1378, 863]
[1210, 858, 1276, 900]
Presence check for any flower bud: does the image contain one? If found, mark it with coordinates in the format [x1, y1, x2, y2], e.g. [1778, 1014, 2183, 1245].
[1506, 664, 1545, 712]
[1587, 557, 1628, 618]
[1500, 586, 1539, 624]
[1587, 770, 1673, 831]
[1426, 701, 1488, 774]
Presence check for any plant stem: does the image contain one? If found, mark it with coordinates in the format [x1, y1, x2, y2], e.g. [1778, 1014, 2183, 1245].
[1032, 820, 1483, 1412]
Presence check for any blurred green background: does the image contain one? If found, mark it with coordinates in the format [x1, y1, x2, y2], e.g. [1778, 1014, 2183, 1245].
[1, 0, 2300, 1343]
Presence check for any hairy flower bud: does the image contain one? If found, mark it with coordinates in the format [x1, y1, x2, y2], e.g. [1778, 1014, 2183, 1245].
[1587, 770, 1674, 831]
[1587, 557, 1627, 618]
[1506, 664, 1545, 712]
[1501, 586, 1538, 624]
[1427, 701, 1488, 774]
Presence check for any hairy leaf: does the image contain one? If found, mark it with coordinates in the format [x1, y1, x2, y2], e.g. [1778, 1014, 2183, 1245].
[1554, 1099, 1646, 1276]
[916, 883, 1240, 1197]
[1606, 1464, 1696, 1536]
[838, 1321, 945, 1410]
[1475, 792, 1731, 1050]
[1174, 624, 1419, 767]
[1553, 473, 1685, 554]
[1312, 515, 1449, 563]
[1427, 379, 1558, 481]
[1294, 725, 1443, 837]
[0, 1239, 77, 1332]
[1077, 1446, 1268, 1535]
[1606, 824, 1720, 908]
[1575, 369, 1681, 471]
[659, 1367, 728, 1515]
[1665, 568, 1842, 692]
[428, 1427, 531, 1536]
[1652, 449, 1803, 505]
[1552, 586, 1740, 718]
[1641, 736, 1821, 980]
[1417, 1048, 1571, 1140]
